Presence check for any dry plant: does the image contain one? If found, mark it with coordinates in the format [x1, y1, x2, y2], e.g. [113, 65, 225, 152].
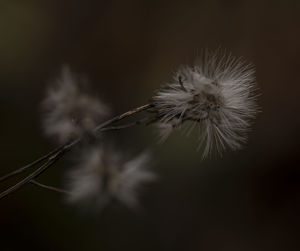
[0, 50, 258, 211]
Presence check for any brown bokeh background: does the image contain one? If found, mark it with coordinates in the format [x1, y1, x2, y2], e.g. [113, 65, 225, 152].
[1, 0, 300, 250]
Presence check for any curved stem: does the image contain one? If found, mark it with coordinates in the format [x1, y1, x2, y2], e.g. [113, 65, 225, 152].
[0, 104, 154, 200]
[30, 180, 70, 195]
[0, 104, 152, 183]
[0, 147, 65, 200]
[0, 145, 66, 183]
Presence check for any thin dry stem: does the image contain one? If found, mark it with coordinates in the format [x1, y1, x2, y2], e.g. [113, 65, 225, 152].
[0, 150, 64, 200]
[30, 180, 70, 195]
[0, 104, 152, 182]
[0, 145, 66, 183]
[0, 104, 153, 200]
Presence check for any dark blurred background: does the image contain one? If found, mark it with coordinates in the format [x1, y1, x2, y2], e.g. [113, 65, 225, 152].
[1, 0, 300, 250]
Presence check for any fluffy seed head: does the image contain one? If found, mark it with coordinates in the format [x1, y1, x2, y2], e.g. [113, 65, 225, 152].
[42, 66, 110, 143]
[152, 51, 258, 157]
[66, 146, 156, 210]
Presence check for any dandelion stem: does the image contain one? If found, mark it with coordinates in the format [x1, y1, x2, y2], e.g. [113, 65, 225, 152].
[0, 145, 66, 183]
[101, 116, 154, 131]
[0, 104, 153, 199]
[94, 104, 153, 132]
[0, 150, 64, 200]
[30, 180, 70, 195]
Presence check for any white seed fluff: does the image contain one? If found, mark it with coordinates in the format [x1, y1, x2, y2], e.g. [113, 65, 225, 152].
[153, 51, 258, 157]
[66, 146, 156, 210]
[42, 66, 110, 143]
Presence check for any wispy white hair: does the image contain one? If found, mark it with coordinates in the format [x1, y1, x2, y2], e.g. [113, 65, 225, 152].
[153, 50, 258, 157]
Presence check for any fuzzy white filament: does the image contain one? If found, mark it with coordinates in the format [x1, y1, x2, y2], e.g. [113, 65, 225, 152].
[42, 66, 110, 143]
[66, 146, 156, 210]
[153, 51, 258, 157]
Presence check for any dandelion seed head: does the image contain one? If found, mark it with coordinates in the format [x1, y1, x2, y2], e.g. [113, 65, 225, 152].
[66, 146, 156, 210]
[42, 66, 110, 143]
[152, 51, 258, 157]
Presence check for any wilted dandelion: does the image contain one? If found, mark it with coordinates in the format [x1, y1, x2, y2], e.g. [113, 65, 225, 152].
[42, 66, 110, 144]
[66, 146, 156, 210]
[151, 51, 258, 157]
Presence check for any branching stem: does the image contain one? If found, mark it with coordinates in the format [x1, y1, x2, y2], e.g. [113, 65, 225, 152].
[0, 150, 64, 200]
[0, 104, 154, 200]
[0, 145, 66, 183]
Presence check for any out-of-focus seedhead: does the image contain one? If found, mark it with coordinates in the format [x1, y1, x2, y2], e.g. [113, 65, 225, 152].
[42, 66, 110, 144]
[66, 146, 156, 210]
